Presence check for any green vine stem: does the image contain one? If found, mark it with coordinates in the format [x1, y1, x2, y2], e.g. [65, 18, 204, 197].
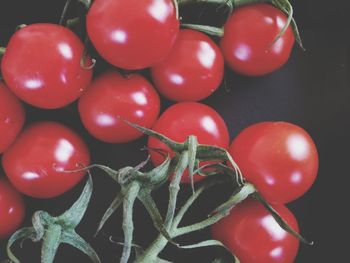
[176, 0, 304, 48]
[135, 184, 256, 263]
[7, 175, 100, 263]
[181, 24, 224, 37]
[78, 0, 92, 9]
[0, 47, 6, 56]
[59, 0, 73, 25]
[57, 123, 312, 263]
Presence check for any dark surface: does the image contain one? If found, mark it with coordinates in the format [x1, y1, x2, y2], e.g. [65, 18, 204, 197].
[0, 0, 349, 262]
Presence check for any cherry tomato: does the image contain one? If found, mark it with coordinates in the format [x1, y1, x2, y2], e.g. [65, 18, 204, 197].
[79, 71, 160, 143]
[0, 82, 25, 154]
[86, 0, 179, 70]
[221, 4, 295, 76]
[0, 178, 25, 239]
[229, 122, 319, 204]
[148, 102, 230, 183]
[2, 122, 90, 198]
[1, 23, 93, 109]
[212, 198, 299, 263]
[151, 29, 224, 101]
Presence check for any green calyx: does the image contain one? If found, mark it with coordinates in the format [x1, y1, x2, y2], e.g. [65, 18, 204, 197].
[7, 175, 100, 263]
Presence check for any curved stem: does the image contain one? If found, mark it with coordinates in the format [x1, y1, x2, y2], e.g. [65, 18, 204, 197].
[181, 24, 224, 37]
[0, 47, 6, 56]
[120, 182, 141, 263]
[59, 0, 73, 25]
[164, 152, 189, 229]
[174, 183, 255, 237]
[172, 180, 219, 229]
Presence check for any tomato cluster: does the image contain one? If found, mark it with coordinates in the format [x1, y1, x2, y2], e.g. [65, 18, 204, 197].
[0, 0, 317, 262]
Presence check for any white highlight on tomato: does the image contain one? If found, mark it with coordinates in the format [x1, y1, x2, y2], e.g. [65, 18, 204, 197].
[55, 139, 74, 163]
[111, 29, 127, 44]
[58, 43, 73, 60]
[96, 114, 116, 127]
[25, 79, 43, 90]
[132, 92, 148, 105]
[287, 134, 309, 161]
[261, 215, 287, 240]
[201, 116, 218, 134]
[170, 73, 184, 85]
[198, 42, 215, 68]
[149, 0, 169, 23]
[270, 246, 283, 258]
[22, 171, 40, 180]
[234, 44, 251, 61]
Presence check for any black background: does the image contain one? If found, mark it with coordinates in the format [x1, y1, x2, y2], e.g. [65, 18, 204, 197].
[0, 0, 349, 262]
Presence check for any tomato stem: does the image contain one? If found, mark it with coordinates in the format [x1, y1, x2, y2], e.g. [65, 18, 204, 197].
[6, 175, 100, 263]
[0, 47, 6, 56]
[77, 0, 92, 9]
[59, 0, 73, 25]
[181, 23, 224, 37]
[135, 183, 255, 263]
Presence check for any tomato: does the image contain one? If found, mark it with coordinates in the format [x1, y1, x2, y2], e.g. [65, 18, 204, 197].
[229, 122, 319, 204]
[212, 198, 299, 263]
[79, 71, 160, 143]
[1, 23, 93, 109]
[148, 102, 229, 183]
[0, 82, 25, 154]
[2, 122, 90, 198]
[0, 178, 25, 239]
[86, 0, 179, 70]
[151, 29, 224, 102]
[221, 4, 295, 76]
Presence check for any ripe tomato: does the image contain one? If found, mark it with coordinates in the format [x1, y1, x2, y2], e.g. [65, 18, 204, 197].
[86, 0, 179, 70]
[79, 71, 160, 143]
[151, 29, 224, 102]
[0, 82, 25, 154]
[2, 122, 90, 198]
[148, 102, 230, 183]
[0, 178, 25, 239]
[229, 122, 319, 204]
[212, 198, 299, 263]
[221, 4, 295, 76]
[1, 23, 93, 109]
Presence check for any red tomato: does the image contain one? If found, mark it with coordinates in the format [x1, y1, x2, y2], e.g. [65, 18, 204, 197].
[78, 71, 160, 143]
[2, 122, 90, 198]
[0, 178, 25, 239]
[86, 0, 179, 70]
[148, 102, 230, 183]
[229, 122, 319, 204]
[221, 4, 295, 76]
[212, 198, 299, 263]
[1, 23, 93, 109]
[0, 82, 25, 154]
[151, 29, 224, 101]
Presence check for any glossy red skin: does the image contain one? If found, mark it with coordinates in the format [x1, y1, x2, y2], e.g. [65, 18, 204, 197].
[0, 178, 25, 239]
[221, 4, 295, 76]
[1, 23, 93, 109]
[2, 122, 90, 198]
[79, 71, 160, 143]
[0, 82, 25, 154]
[229, 122, 319, 204]
[151, 29, 224, 101]
[87, 0, 179, 70]
[212, 198, 299, 263]
[148, 102, 230, 183]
